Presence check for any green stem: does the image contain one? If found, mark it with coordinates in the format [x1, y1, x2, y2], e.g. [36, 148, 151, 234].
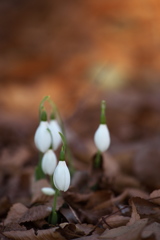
[49, 188, 59, 225]
[50, 175, 54, 188]
[39, 95, 50, 120]
[49, 99, 75, 176]
[59, 133, 75, 176]
[35, 152, 45, 180]
[100, 100, 106, 124]
[94, 150, 101, 168]
[47, 128, 54, 150]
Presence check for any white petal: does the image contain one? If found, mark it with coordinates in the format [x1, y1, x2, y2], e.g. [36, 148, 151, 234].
[94, 124, 110, 152]
[49, 120, 62, 150]
[41, 187, 55, 196]
[34, 121, 51, 152]
[42, 149, 57, 175]
[53, 161, 70, 192]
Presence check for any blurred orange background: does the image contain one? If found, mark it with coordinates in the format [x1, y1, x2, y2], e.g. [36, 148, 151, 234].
[0, 0, 160, 120]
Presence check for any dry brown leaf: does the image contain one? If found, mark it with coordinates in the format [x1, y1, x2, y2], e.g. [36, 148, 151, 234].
[59, 205, 81, 224]
[78, 208, 109, 225]
[125, 188, 149, 199]
[4, 222, 26, 232]
[64, 191, 90, 204]
[141, 222, 160, 240]
[31, 219, 49, 229]
[76, 223, 96, 235]
[131, 197, 160, 219]
[58, 223, 85, 239]
[3, 227, 65, 240]
[85, 190, 113, 209]
[103, 215, 130, 228]
[100, 218, 148, 240]
[93, 190, 128, 211]
[149, 189, 160, 205]
[4, 203, 28, 226]
[19, 205, 52, 223]
[127, 199, 140, 226]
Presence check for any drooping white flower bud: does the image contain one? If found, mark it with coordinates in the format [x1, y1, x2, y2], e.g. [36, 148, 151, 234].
[41, 187, 55, 196]
[53, 161, 70, 192]
[94, 124, 110, 152]
[34, 121, 51, 153]
[42, 149, 57, 175]
[49, 119, 62, 150]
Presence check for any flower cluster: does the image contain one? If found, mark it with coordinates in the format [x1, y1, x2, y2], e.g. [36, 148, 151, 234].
[34, 97, 110, 224]
[34, 97, 70, 193]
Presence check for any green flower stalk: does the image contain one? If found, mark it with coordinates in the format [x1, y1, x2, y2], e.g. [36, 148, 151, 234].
[48, 99, 74, 176]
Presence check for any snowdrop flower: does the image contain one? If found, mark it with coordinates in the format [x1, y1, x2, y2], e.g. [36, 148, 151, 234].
[41, 187, 55, 196]
[94, 100, 110, 152]
[94, 124, 110, 152]
[34, 111, 52, 153]
[53, 161, 70, 192]
[42, 149, 57, 175]
[49, 118, 62, 150]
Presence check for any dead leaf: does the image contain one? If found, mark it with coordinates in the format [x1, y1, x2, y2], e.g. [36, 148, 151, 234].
[149, 189, 160, 205]
[19, 205, 52, 223]
[59, 204, 81, 224]
[93, 190, 128, 211]
[75, 223, 96, 235]
[3, 227, 65, 240]
[127, 199, 140, 226]
[142, 222, 160, 240]
[102, 215, 130, 228]
[100, 218, 148, 239]
[131, 197, 160, 219]
[4, 203, 28, 226]
[58, 223, 85, 239]
[85, 190, 113, 209]
[125, 188, 149, 199]
[4, 222, 26, 232]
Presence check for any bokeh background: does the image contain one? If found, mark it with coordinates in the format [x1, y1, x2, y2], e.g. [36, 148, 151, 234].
[0, 0, 160, 203]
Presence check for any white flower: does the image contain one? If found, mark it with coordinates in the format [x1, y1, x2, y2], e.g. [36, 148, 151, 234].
[42, 149, 57, 175]
[53, 161, 70, 192]
[34, 121, 52, 153]
[41, 187, 55, 196]
[49, 120, 62, 150]
[94, 124, 110, 152]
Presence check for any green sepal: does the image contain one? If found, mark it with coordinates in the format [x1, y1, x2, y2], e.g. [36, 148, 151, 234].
[40, 110, 47, 121]
[50, 111, 55, 120]
[59, 145, 65, 161]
